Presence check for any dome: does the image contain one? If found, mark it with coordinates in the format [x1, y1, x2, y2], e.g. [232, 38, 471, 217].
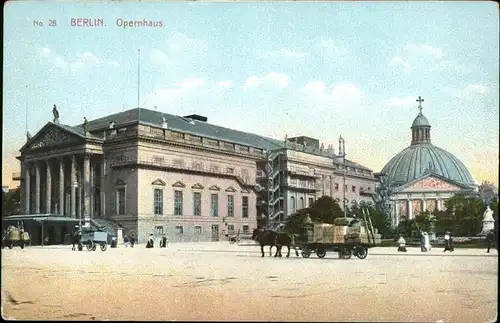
[412, 113, 430, 127]
[381, 143, 475, 187]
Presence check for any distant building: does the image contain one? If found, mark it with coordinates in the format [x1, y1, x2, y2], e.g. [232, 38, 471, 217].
[380, 98, 476, 226]
[15, 107, 376, 243]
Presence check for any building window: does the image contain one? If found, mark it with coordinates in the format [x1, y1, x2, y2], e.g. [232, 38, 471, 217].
[117, 188, 125, 215]
[290, 178, 297, 186]
[175, 226, 184, 234]
[308, 197, 314, 207]
[193, 192, 201, 216]
[174, 190, 183, 215]
[242, 225, 249, 233]
[154, 225, 163, 235]
[210, 194, 219, 217]
[226, 167, 234, 174]
[290, 196, 296, 212]
[154, 188, 163, 215]
[299, 197, 305, 209]
[227, 195, 234, 217]
[242, 196, 249, 218]
[227, 224, 235, 234]
[352, 186, 356, 192]
[194, 226, 202, 235]
[335, 183, 339, 191]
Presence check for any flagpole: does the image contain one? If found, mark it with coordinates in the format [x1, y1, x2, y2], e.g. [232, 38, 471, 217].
[137, 48, 141, 121]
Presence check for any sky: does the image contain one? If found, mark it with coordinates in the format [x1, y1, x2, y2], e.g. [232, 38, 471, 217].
[3, 1, 499, 188]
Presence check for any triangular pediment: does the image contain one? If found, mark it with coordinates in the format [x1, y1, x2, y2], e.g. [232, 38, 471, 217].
[209, 185, 220, 191]
[115, 179, 126, 186]
[225, 186, 236, 193]
[395, 173, 472, 193]
[191, 183, 204, 190]
[21, 122, 85, 152]
[172, 181, 186, 188]
[152, 179, 166, 186]
[240, 188, 251, 194]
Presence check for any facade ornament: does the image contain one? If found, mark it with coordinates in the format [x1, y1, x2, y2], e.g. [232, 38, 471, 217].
[109, 121, 116, 129]
[52, 104, 60, 124]
[83, 117, 90, 136]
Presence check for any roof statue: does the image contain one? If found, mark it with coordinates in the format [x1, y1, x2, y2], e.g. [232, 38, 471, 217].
[284, 134, 288, 143]
[161, 116, 168, 129]
[26, 131, 32, 141]
[320, 143, 324, 152]
[109, 121, 116, 129]
[52, 104, 60, 124]
[83, 117, 90, 136]
[416, 96, 424, 114]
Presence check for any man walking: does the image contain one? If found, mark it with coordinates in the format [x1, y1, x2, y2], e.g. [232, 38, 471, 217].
[486, 230, 495, 253]
[443, 231, 454, 252]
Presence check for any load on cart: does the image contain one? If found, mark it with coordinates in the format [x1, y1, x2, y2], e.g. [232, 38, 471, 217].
[296, 208, 381, 259]
[2, 222, 30, 249]
[72, 224, 109, 252]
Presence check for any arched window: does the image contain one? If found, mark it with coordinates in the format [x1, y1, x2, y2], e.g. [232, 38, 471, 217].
[290, 196, 296, 212]
[299, 197, 305, 209]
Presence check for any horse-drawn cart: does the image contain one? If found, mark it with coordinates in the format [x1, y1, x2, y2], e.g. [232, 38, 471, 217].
[81, 229, 109, 251]
[2, 224, 30, 249]
[297, 212, 381, 260]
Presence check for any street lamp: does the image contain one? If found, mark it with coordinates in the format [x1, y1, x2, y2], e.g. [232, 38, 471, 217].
[73, 181, 82, 228]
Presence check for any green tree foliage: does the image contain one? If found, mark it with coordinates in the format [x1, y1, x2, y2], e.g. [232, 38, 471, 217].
[2, 187, 21, 217]
[284, 196, 343, 234]
[356, 202, 393, 238]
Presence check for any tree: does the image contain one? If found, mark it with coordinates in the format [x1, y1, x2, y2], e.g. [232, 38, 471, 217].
[2, 186, 21, 217]
[284, 196, 343, 234]
[437, 193, 485, 236]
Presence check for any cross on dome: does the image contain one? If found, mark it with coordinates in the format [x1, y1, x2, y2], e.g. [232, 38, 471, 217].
[416, 96, 424, 114]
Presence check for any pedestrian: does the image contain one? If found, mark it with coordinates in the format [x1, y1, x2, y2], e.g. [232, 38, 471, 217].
[420, 231, 427, 252]
[443, 231, 454, 252]
[146, 233, 154, 248]
[130, 234, 135, 248]
[397, 234, 407, 252]
[423, 231, 432, 251]
[486, 229, 495, 253]
[124, 235, 130, 248]
[159, 234, 168, 248]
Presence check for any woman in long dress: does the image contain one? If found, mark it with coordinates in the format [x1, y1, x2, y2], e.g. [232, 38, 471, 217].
[423, 231, 432, 251]
[397, 235, 407, 252]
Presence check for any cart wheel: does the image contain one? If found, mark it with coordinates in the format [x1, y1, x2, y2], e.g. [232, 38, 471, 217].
[20, 243, 25, 250]
[100, 243, 107, 251]
[8, 243, 13, 249]
[356, 246, 368, 259]
[229, 239, 235, 244]
[316, 249, 326, 258]
[78, 243, 83, 251]
[86, 240, 94, 251]
[92, 245, 97, 251]
[301, 248, 311, 258]
[343, 248, 352, 259]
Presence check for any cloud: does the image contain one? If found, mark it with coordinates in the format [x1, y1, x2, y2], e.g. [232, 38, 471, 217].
[389, 43, 444, 72]
[319, 40, 348, 60]
[215, 81, 234, 88]
[302, 81, 363, 109]
[144, 78, 206, 106]
[387, 96, 417, 108]
[109, 60, 120, 67]
[389, 56, 412, 72]
[150, 32, 209, 67]
[40, 47, 68, 70]
[257, 48, 308, 61]
[243, 73, 289, 90]
[447, 84, 490, 100]
[70, 52, 100, 72]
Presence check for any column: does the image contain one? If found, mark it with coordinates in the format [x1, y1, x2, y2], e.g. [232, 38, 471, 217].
[34, 162, 41, 214]
[90, 163, 94, 217]
[437, 199, 441, 211]
[70, 155, 76, 218]
[422, 198, 427, 213]
[408, 199, 413, 220]
[59, 157, 65, 215]
[83, 154, 91, 217]
[395, 200, 400, 226]
[23, 162, 31, 214]
[46, 159, 52, 214]
[100, 161, 105, 216]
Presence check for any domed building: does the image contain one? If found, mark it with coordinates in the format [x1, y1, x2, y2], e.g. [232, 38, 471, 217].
[380, 97, 477, 226]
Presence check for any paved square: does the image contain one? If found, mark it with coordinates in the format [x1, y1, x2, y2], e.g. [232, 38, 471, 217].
[1, 242, 497, 322]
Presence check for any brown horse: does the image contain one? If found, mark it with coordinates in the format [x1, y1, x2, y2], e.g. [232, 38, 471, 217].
[252, 228, 299, 258]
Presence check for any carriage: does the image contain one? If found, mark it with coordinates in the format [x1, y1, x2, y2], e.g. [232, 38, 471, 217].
[226, 229, 241, 244]
[2, 224, 30, 249]
[80, 229, 109, 251]
[296, 210, 381, 260]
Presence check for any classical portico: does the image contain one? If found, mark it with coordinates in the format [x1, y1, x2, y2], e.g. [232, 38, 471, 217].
[18, 122, 104, 218]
